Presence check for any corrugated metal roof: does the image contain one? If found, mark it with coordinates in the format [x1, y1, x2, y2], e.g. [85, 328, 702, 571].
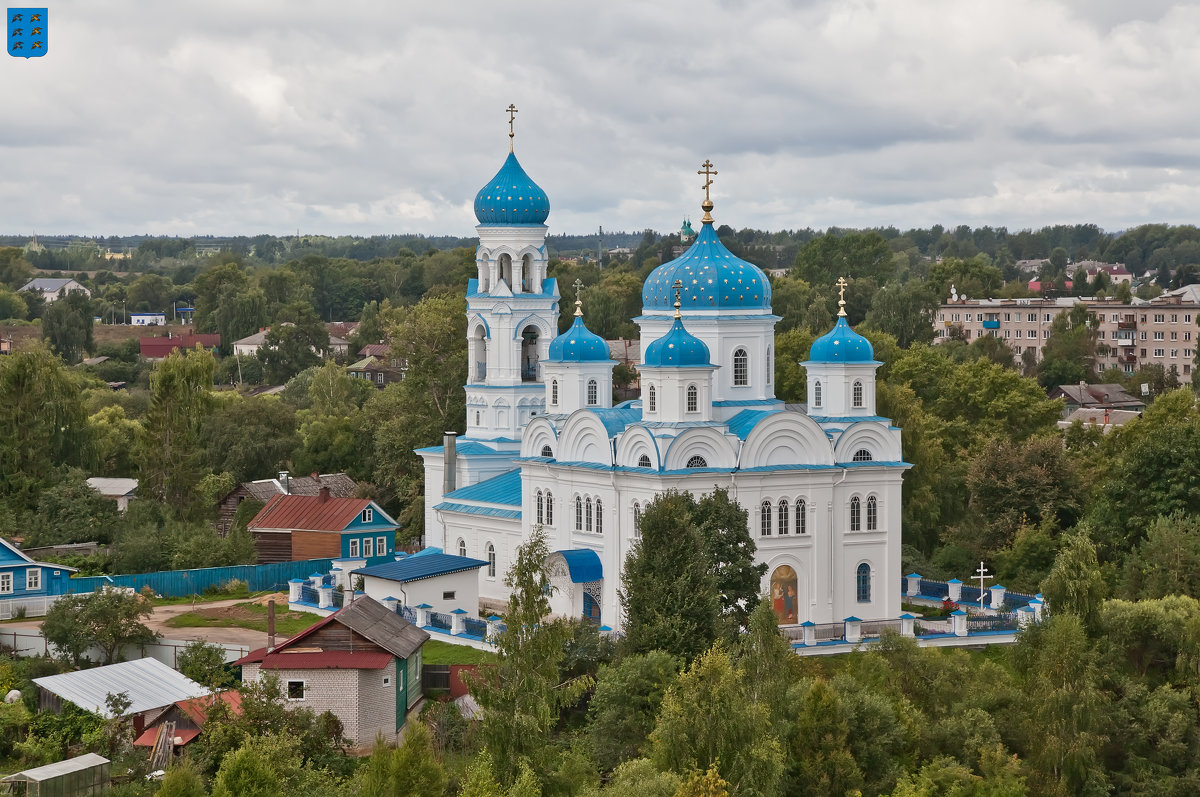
[444, 469, 521, 506]
[260, 650, 392, 670]
[2, 753, 109, 783]
[241, 473, 358, 503]
[86, 477, 138, 497]
[20, 278, 80, 293]
[248, 494, 382, 532]
[726, 409, 780, 440]
[587, 407, 643, 437]
[434, 502, 521, 520]
[33, 658, 208, 718]
[553, 549, 603, 583]
[139, 334, 221, 358]
[414, 441, 506, 456]
[355, 553, 489, 585]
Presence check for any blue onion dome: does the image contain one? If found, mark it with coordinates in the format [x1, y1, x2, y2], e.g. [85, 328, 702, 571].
[642, 221, 772, 311]
[808, 317, 875, 363]
[643, 317, 712, 368]
[474, 151, 550, 225]
[547, 315, 610, 362]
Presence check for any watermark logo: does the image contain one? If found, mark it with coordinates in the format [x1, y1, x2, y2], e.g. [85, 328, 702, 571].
[8, 8, 47, 58]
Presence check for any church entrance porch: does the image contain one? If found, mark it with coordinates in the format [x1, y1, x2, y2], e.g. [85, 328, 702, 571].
[546, 549, 603, 624]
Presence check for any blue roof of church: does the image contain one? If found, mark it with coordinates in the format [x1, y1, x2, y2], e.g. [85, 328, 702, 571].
[727, 409, 782, 440]
[474, 152, 550, 226]
[555, 549, 602, 583]
[585, 407, 643, 437]
[547, 315, 611, 362]
[642, 317, 711, 368]
[807, 317, 875, 363]
[642, 222, 772, 312]
[443, 469, 521, 506]
[353, 553, 489, 583]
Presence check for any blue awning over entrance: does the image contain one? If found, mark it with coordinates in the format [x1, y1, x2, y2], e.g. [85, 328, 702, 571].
[554, 549, 602, 583]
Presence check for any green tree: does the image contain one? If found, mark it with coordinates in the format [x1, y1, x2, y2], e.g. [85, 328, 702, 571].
[29, 469, 120, 546]
[587, 651, 680, 771]
[1036, 304, 1101, 388]
[155, 760, 207, 797]
[0, 345, 93, 508]
[140, 347, 216, 515]
[178, 640, 234, 689]
[784, 678, 863, 797]
[1041, 531, 1106, 634]
[795, 232, 894, 287]
[307, 360, 364, 417]
[354, 722, 446, 797]
[467, 527, 592, 786]
[199, 395, 298, 483]
[41, 289, 94, 364]
[650, 644, 784, 796]
[692, 488, 766, 632]
[41, 588, 157, 666]
[1123, 513, 1200, 599]
[211, 742, 283, 797]
[88, 404, 144, 478]
[863, 279, 938, 348]
[259, 302, 330, 383]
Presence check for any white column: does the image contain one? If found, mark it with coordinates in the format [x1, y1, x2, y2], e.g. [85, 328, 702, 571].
[287, 579, 304, 603]
[451, 609, 466, 635]
[947, 579, 963, 602]
[951, 609, 967, 637]
[317, 585, 333, 609]
[415, 605, 431, 627]
[900, 613, 915, 637]
[801, 621, 816, 647]
[905, 573, 921, 597]
[990, 585, 1007, 610]
[844, 617, 862, 644]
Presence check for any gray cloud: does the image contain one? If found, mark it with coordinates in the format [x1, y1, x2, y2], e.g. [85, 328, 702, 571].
[2, 0, 1200, 236]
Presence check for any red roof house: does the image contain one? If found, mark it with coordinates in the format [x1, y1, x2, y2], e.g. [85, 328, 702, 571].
[246, 490, 399, 564]
[139, 333, 221, 360]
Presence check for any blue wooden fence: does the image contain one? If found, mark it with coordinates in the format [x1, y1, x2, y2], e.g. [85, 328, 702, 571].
[65, 559, 335, 598]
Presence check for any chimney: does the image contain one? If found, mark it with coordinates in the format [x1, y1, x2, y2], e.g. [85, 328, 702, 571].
[267, 599, 276, 652]
[1104, 408, 1111, 425]
[278, 471, 289, 494]
[443, 432, 457, 495]
[318, 486, 331, 503]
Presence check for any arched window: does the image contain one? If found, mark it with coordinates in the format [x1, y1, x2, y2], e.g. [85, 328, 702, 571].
[852, 449, 873, 462]
[457, 538, 467, 557]
[850, 497, 861, 532]
[766, 345, 772, 384]
[867, 496, 878, 530]
[475, 411, 481, 425]
[541, 444, 553, 458]
[638, 454, 651, 468]
[686, 384, 698, 413]
[857, 563, 872, 603]
[585, 497, 594, 532]
[813, 381, 823, 409]
[852, 379, 864, 408]
[587, 379, 598, 406]
[733, 348, 749, 386]
[575, 496, 583, 531]
[760, 500, 772, 536]
[633, 502, 642, 537]
[797, 499, 807, 535]
[546, 491, 554, 525]
[686, 455, 708, 468]
[536, 490, 544, 524]
[648, 385, 656, 412]
[551, 380, 559, 406]
[596, 499, 603, 534]
[778, 499, 789, 535]
[486, 543, 496, 578]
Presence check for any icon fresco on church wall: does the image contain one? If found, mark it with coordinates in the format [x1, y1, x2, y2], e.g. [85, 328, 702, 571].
[770, 565, 798, 624]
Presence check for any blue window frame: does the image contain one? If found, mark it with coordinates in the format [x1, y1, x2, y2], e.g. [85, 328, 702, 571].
[856, 563, 871, 603]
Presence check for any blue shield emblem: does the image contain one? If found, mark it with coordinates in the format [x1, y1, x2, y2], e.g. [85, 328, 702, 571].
[8, 8, 47, 58]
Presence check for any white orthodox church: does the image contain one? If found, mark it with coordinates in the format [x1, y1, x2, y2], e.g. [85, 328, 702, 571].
[416, 135, 907, 630]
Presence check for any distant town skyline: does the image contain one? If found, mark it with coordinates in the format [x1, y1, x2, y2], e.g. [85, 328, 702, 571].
[2, 1, 1199, 237]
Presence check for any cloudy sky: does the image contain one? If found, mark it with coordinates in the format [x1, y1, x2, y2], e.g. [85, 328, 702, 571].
[3, 1, 1200, 237]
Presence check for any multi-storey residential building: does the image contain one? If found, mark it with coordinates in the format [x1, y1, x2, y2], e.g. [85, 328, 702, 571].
[935, 288, 1200, 378]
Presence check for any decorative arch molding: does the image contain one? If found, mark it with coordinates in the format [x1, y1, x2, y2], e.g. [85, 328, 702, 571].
[479, 243, 544, 263]
[664, 427, 736, 470]
[615, 426, 662, 470]
[519, 417, 559, 458]
[511, 313, 555, 340]
[741, 413, 835, 468]
[558, 411, 614, 465]
[467, 315, 491, 339]
[761, 554, 807, 624]
[834, 423, 901, 463]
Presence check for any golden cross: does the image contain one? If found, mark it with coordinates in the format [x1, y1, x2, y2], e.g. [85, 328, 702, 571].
[836, 276, 848, 317]
[573, 278, 584, 317]
[672, 279, 683, 319]
[507, 104, 518, 151]
[697, 159, 717, 201]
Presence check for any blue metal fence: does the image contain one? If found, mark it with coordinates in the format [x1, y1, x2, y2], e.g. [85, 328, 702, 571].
[400, 605, 417, 624]
[300, 585, 319, 605]
[462, 617, 488, 637]
[67, 559, 335, 598]
[428, 611, 453, 630]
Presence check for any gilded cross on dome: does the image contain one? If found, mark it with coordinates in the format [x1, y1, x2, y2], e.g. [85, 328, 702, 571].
[573, 278, 584, 317]
[836, 276, 848, 317]
[507, 104, 518, 151]
[697, 159, 717, 224]
[673, 279, 684, 319]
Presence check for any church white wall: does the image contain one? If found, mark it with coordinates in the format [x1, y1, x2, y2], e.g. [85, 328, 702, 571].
[640, 367, 714, 423]
[442, 513, 521, 606]
[543, 361, 615, 414]
[806, 362, 880, 418]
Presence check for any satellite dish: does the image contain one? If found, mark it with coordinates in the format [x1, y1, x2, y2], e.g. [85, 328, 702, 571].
[1141, 383, 1150, 396]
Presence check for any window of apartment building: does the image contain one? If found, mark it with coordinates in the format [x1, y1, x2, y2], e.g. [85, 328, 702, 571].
[965, 313, 973, 322]
[1154, 349, 1165, 358]
[1111, 314, 1119, 322]
[1186, 349, 1194, 358]
[1043, 330, 1050, 339]
[1171, 332, 1178, 340]
[1171, 349, 1179, 358]
[1141, 349, 1147, 357]
[952, 313, 960, 322]
[1186, 332, 1193, 341]
[1044, 314, 1052, 322]
[1154, 332, 1165, 340]
[1140, 332, 1148, 340]
[938, 313, 944, 322]
[1155, 314, 1165, 323]
[1004, 313, 1011, 321]
[1186, 314, 1192, 323]
[1003, 330, 1010, 338]
[1171, 314, 1178, 323]
[1027, 313, 1036, 322]
[1141, 315, 1148, 322]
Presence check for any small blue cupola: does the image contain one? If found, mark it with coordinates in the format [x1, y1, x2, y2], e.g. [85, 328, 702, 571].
[803, 278, 881, 417]
[474, 151, 550, 226]
[542, 294, 616, 414]
[640, 283, 717, 422]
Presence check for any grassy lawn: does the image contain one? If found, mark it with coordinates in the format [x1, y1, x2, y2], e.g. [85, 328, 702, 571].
[421, 639, 497, 665]
[165, 601, 321, 636]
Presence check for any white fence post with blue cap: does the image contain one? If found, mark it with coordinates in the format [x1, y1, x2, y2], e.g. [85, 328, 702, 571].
[905, 573, 921, 597]
[951, 609, 968, 636]
[990, 585, 1006, 610]
[317, 584, 333, 609]
[801, 620, 816, 647]
[947, 578, 963, 602]
[844, 616, 862, 644]
[450, 608, 467, 635]
[900, 613, 916, 637]
[288, 579, 304, 603]
[486, 615, 502, 641]
[415, 604, 432, 627]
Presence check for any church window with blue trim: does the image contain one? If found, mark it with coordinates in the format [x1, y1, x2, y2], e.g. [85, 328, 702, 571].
[541, 445, 552, 458]
[853, 380, 864, 408]
[733, 348, 749, 386]
[687, 384, 698, 413]
[551, 380, 558, 406]
[857, 563, 872, 602]
[638, 454, 651, 468]
[850, 497, 861, 531]
[760, 500, 772, 536]
[867, 496, 878, 530]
